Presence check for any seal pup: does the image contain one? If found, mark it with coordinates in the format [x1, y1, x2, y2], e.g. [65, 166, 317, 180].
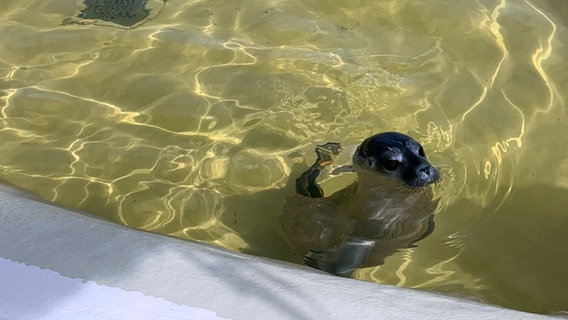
[280, 132, 439, 277]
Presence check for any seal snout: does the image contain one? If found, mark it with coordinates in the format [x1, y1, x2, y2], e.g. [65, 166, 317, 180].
[408, 161, 439, 188]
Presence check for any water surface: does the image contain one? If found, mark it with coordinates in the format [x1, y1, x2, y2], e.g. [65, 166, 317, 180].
[1, 0, 567, 314]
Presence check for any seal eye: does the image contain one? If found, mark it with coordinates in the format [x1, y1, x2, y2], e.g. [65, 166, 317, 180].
[382, 160, 400, 171]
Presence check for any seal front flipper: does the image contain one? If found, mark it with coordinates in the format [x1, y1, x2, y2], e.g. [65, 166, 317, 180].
[304, 238, 376, 277]
[315, 142, 342, 166]
[330, 164, 354, 175]
[295, 142, 342, 198]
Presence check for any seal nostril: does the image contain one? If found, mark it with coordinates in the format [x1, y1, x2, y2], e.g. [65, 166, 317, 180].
[419, 165, 432, 176]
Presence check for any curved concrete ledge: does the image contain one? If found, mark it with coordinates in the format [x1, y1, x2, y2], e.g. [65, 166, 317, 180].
[0, 186, 561, 320]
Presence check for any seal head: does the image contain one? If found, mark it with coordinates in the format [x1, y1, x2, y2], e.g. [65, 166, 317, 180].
[353, 132, 439, 189]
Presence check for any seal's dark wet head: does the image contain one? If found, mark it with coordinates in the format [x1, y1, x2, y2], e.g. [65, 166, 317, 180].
[354, 132, 439, 188]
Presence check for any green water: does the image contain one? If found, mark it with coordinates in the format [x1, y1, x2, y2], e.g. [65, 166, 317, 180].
[1, 0, 567, 314]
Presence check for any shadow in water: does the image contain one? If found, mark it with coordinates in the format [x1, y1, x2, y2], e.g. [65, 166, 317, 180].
[222, 161, 302, 263]
[450, 183, 568, 314]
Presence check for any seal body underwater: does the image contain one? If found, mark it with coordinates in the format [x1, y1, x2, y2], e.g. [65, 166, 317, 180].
[280, 132, 440, 277]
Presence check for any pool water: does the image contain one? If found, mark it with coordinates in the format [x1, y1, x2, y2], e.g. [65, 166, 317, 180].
[1, 0, 567, 314]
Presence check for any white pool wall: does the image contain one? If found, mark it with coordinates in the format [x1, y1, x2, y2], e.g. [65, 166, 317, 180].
[0, 186, 562, 320]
